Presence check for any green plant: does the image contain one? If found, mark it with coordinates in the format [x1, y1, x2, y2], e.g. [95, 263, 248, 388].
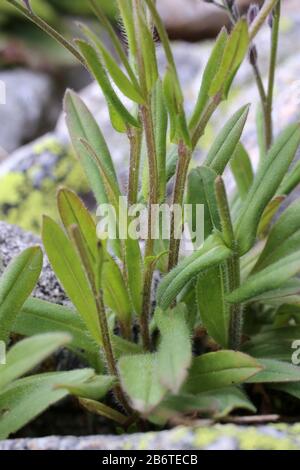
[5, 0, 300, 432]
[0, 247, 113, 438]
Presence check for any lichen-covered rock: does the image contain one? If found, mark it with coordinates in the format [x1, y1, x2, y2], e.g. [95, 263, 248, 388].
[0, 220, 66, 305]
[0, 135, 90, 233]
[1, 424, 300, 450]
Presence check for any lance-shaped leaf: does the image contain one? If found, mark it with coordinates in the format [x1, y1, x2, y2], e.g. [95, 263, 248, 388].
[79, 22, 144, 104]
[230, 143, 253, 200]
[0, 246, 43, 343]
[0, 369, 94, 439]
[118, 353, 167, 414]
[187, 166, 220, 240]
[42, 216, 102, 345]
[125, 237, 143, 315]
[256, 195, 285, 240]
[76, 39, 140, 132]
[209, 19, 249, 99]
[227, 251, 300, 304]
[187, 167, 229, 347]
[79, 398, 128, 426]
[58, 188, 98, 262]
[137, 8, 158, 92]
[55, 375, 116, 401]
[154, 79, 168, 201]
[155, 304, 192, 393]
[157, 235, 232, 310]
[205, 105, 250, 175]
[235, 124, 300, 255]
[64, 90, 117, 205]
[184, 351, 262, 393]
[242, 326, 300, 361]
[197, 266, 229, 349]
[0, 333, 70, 389]
[254, 200, 300, 272]
[116, 0, 137, 58]
[189, 28, 228, 131]
[246, 359, 300, 383]
[13, 298, 102, 371]
[102, 254, 132, 327]
[155, 386, 255, 421]
[277, 160, 300, 197]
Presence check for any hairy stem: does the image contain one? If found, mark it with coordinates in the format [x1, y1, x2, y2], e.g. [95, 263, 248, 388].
[168, 141, 191, 271]
[249, 0, 279, 41]
[6, 0, 86, 66]
[127, 127, 142, 206]
[265, 0, 281, 149]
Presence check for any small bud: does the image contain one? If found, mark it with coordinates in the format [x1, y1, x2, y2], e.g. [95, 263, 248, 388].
[248, 44, 258, 66]
[23, 0, 33, 13]
[247, 4, 260, 25]
[268, 11, 274, 28]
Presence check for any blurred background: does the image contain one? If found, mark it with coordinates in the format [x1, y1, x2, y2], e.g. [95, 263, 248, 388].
[0, 0, 299, 233]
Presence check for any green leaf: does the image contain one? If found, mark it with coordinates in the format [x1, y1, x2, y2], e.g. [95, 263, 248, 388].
[0, 369, 94, 439]
[116, 0, 137, 59]
[79, 22, 144, 104]
[154, 79, 168, 202]
[155, 304, 192, 393]
[118, 353, 167, 413]
[0, 246, 43, 343]
[230, 143, 253, 200]
[242, 327, 300, 361]
[137, 8, 158, 92]
[256, 195, 285, 240]
[254, 200, 300, 272]
[187, 166, 220, 241]
[14, 297, 102, 371]
[156, 387, 255, 420]
[197, 265, 229, 349]
[42, 216, 102, 345]
[209, 19, 249, 99]
[157, 235, 232, 310]
[64, 90, 117, 205]
[235, 124, 300, 255]
[227, 251, 300, 304]
[124, 237, 143, 315]
[246, 359, 300, 384]
[189, 27, 228, 131]
[102, 253, 132, 327]
[56, 375, 116, 401]
[184, 351, 262, 393]
[58, 188, 98, 262]
[76, 39, 140, 131]
[0, 333, 71, 389]
[270, 383, 300, 400]
[205, 105, 250, 175]
[79, 397, 128, 426]
[277, 160, 300, 196]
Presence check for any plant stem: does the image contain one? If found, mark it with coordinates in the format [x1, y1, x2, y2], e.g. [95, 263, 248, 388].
[214, 178, 242, 349]
[228, 253, 243, 350]
[127, 126, 142, 206]
[249, 0, 279, 41]
[6, 0, 86, 67]
[265, 0, 281, 149]
[133, 0, 158, 350]
[168, 141, 191, 271]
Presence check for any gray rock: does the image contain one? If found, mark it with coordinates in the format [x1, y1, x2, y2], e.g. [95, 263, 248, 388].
[157, 0, 263, 41]
[0, 69, 57, 157]
[1, 423, 300, 450]
[0, 220, 66, 305]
